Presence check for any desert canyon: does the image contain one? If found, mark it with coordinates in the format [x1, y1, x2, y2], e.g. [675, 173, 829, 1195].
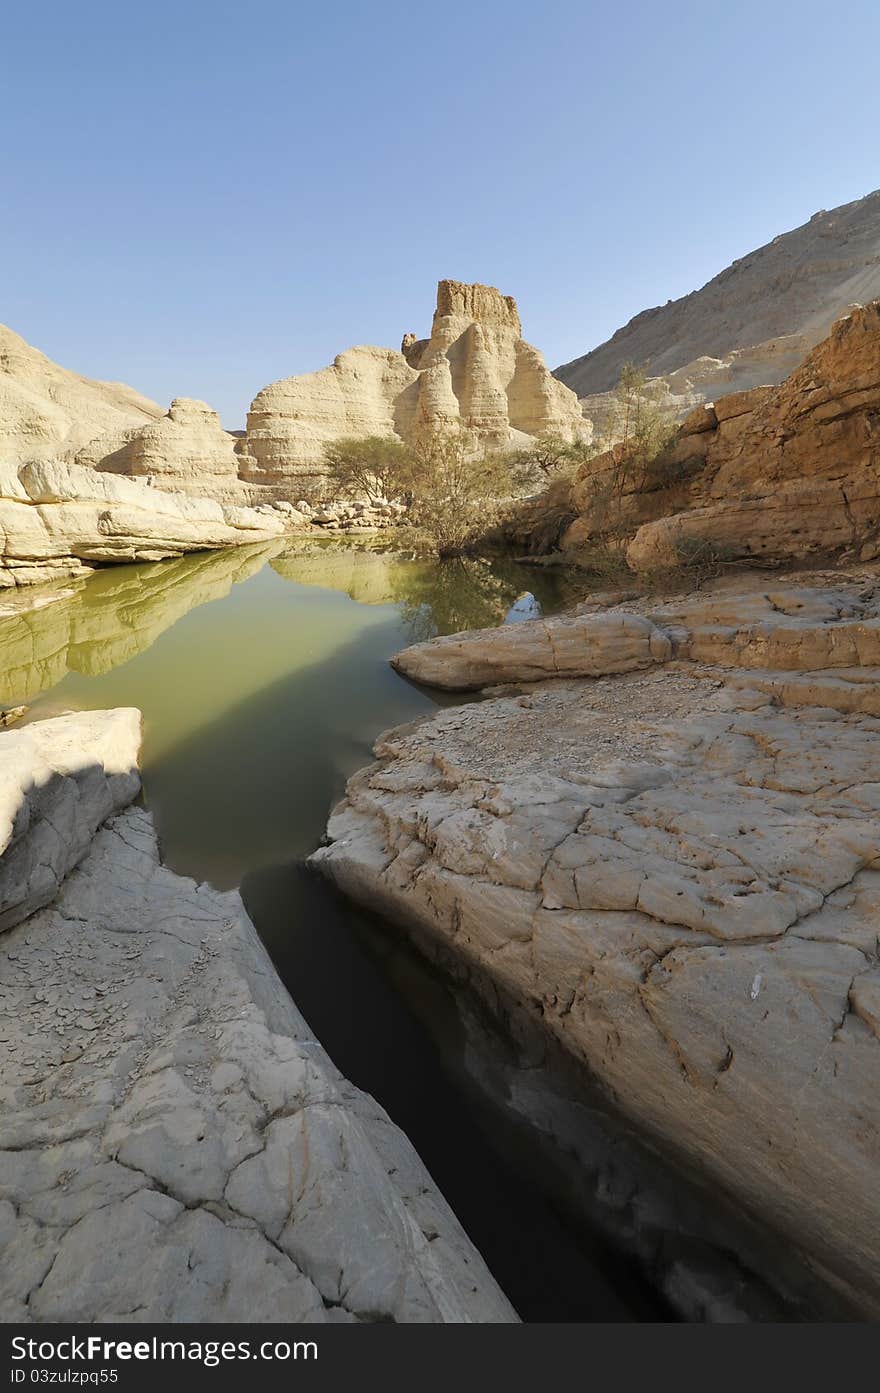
[4, 189, 880, 1324]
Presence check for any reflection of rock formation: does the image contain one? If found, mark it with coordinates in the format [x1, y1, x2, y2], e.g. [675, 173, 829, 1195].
[0, 323, 163, 466]
[0, 542, 281, 706]
[0, 458, 283, 589]
[245, 281, 589, 493]
[271, 543, 575, 639]
[76, 398, 257, 503]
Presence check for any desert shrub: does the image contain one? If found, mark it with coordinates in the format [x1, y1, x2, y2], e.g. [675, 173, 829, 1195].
[592, 364, 679, 526]
[402, 429, 523, 556]
[640, 535, 739, 593]
[505, 433, 596, 489]
[323, 435, 414, 504]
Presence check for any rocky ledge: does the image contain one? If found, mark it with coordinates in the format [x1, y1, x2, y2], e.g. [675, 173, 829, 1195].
[0, 459, 284, 589]
[313, 572, 880, 1317]
[0, 710, 515, 1322]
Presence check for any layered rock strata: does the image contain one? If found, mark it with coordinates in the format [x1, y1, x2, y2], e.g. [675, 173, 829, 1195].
[0, 710, 516, 1323]
[559, 301, 880, 571]
[77, 398, 257, 504]
[244, 281, 589, 492]
[313, 575, 880, 1316]
[0, 459, 284, 587]
[555, 189, 880, 414]
[0, 324, 163, 466]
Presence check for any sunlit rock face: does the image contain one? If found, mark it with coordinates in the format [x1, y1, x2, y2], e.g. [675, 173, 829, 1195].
[314, 576, 880, 1318]
[0, 710, 517, 1323]
[77, 398, 255, 504]
[243, 280, 590, 493]
[0, 323, 163, 466]
[0, 458, 284, 589]
[554, 300, 880, 571]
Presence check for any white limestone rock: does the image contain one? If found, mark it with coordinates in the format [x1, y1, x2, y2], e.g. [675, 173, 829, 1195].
[244, 281, 590, 489]
[0, 712, 515, 1323]
[0, 324, 163, 467]
[0, 708, 141, 932]
[314, 579, 880, 1316]
[0, 459, 284, 587]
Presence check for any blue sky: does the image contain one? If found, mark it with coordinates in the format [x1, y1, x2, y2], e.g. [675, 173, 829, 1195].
[4, 0, 879, 425]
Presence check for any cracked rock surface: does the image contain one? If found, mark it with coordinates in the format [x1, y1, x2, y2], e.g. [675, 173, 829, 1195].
[0, 714, 515, 1323]
[313, 574, 880, 1316]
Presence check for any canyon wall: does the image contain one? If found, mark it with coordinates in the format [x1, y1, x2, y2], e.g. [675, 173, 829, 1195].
[0, 458, 283, 589]
[556, 189, 880, 423]
[558, 300, 880, 571]
[0, 324, 163, 466]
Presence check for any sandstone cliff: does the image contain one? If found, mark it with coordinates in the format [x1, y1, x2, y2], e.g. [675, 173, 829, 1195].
[557, 300, 880, 571]
[0, 324, 163, 465]
[556, 189, 880, 419]
[244, 280, 589, 493]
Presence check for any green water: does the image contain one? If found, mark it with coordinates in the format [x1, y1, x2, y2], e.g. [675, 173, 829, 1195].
[6, 539, 581, 887]
[0, 538, 674, 1320]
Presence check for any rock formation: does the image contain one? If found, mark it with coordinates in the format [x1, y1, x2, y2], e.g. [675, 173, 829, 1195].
[557, 301, 880, 571]
[0, 324, 163, 466]
[244, 281, 589, 494]
[0, 458, 284, 589]
[76, 398, 256, 504]
[555, 188, 880, 417]
[313, 574, 880, 1317]
[0, 709, 516, 1322]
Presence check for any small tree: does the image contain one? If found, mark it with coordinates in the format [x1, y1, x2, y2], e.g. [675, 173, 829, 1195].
[505, 433, 595, 490]
[404, 429, 519, 556]
[323, 435, 414, 504]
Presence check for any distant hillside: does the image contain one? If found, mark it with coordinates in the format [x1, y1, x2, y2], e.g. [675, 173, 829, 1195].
[555, 189, 880, 399]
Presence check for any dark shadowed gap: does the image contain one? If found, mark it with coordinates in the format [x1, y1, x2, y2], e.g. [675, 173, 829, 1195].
[242, 861, 673, 1322]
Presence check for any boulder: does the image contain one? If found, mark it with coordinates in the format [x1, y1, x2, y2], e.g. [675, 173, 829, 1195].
[0, 708, 141, 932]
[0, 459, 284, 587]
[391, 610, 672, 690]
[0, 712, 516, 1323]
[313, 577, 880, 1316]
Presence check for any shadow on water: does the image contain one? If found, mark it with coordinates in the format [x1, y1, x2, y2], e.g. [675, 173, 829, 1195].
[242, 861, 671, 1322]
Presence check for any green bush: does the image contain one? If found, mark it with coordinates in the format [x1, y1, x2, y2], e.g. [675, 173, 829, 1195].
[323, 435, 414, 504]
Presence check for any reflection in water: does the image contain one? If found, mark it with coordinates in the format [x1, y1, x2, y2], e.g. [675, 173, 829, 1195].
[6, 540, 669, 1320]
[504, 591, 543, 624]
[17, 541, 584, 884]
[0, 542, 283, 708]
[272, 540, 582, 643]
